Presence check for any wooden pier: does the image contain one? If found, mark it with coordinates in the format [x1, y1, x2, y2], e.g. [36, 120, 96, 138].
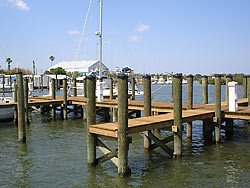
[1, 72, 250, 177]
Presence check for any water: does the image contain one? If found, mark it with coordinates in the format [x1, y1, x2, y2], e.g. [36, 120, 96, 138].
[0, 84, 250, 188]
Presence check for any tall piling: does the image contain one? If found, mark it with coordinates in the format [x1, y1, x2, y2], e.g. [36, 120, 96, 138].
[109, 77, 113, 99]
[214, 74, 222, 144]
[131, 77, 135, 100]
[63, 78, 67, 120]
[186, 75, 193, 140]
[173, 73, 182, 158]
[16, 72, 26, 143]
[51, 79, 56, 120]
[117, 73, 129, 177]
[14, 79, 17, 124]
[202, 75, 213, 144]
[73, 78, 77, 97]
[143, 75, 152, 150]
[243, 75, 247, 98]
[41, 74, 43, 91]
[87, 75, 97, 165]
[248, 76, 250, 107]
[24, 78, 30, 124]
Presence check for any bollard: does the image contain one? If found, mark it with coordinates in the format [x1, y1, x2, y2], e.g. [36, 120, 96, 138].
[87, 75, 97, 165]
[214, 74, 221, 144]
[226, 74, 233, 105]
[14, 79, 17, 125]
[117, 73, 130, 177]
[16, 72, 26, 143]
[173, 73, 182, 158]
[63, 78, 68, 120]
[24, 78, 30, 124]
[186, 74, 193, 139]
[243, 75, 247, 98]
[109, 77, 113, 99]
[131, 77, 135, 100]
[143, 75, 151, 150]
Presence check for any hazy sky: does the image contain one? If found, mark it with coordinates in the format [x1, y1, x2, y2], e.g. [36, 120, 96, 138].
[0, 0, 250, 74]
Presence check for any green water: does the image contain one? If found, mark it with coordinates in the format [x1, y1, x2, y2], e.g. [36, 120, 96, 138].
[0, 84, 250, 187]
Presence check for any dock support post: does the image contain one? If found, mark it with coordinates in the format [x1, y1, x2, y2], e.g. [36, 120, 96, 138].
[173, 73, 182, 158]
[248, 76, 250, 107]
[14, 79, 17, 124]
[41, 74, 43, 91]
[73, 78, 77, 116]
[202, 76, 213, 144]
[51, 79, 56, 120]
[131, 77, 135, 100]
[117, 73, 130, 177]
[84, 78, 87, 97]
[143, 75, 152, 150]
[214, 74, 222, 144]
[87, 75, 97, 165]
[63, 78, 67, 120]
[226, 75, 233, 105]
[109, 77, 113, 99]
[243, 75, 247, 98]
[16, 72, 26, 143]
[24, 78, 30, 124]
[186, 75, 193, 140]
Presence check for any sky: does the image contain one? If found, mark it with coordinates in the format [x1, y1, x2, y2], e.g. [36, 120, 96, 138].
[0, 0, 250, 75]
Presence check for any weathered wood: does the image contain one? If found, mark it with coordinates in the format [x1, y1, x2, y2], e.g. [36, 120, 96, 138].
[214, 74, 221, 144]
[51, 79, 56, 120]
[243, 75, 247, 98]
[186, 75, 193, 140]
[63, 78, 67, 120]
[131, 77, 135, 100]
[173, 73, 182, 158]
[14, 80, 17, 124]
[16, 72, 26, 143]
[73, 78, 77, 116]
[202, 75, 208, 104]
[24, 78, 30, 124]
[109, 77, 113, 99]
[87, 75, 97, 165]
[96, 138, 118, 166]
[143, 75, 152, 150]
[248, 76, 250, 107]
[117, 73, 130, 177]
[150, 135, 173, 150]
[147, 131, 173, 158]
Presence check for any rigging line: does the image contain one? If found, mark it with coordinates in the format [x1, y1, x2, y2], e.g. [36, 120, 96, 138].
[151, 84, 168, 99]
[75, 0, 93, 62]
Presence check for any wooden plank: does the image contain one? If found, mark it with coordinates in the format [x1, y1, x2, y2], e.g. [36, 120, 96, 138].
[150, 135, 174, 150]
[89, 127, 118, 138]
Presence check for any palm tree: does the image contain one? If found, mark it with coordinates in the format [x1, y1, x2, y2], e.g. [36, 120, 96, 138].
[49, 56, 55, 69]
[6, 58, 12, 74]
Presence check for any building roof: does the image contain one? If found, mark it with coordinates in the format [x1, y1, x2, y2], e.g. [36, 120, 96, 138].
[48, 60, 99, 73]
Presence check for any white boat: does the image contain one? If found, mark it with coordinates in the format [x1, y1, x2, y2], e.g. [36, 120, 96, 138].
[0, 95, 14, 122]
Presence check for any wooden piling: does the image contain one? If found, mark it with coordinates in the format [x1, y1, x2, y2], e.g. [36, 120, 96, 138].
[173, 73, 182, 158]
[243, 75, 247, 98]
[87, 75, 97, 165]
[113, 108, 118, 122]
[63, 78, 67, 120]
[84, 78, 87, 97]
[202, 75, 213, 144]
[248, 76, 250, 107]
[117, 73, 129, 177]
[131, 77, 135, 100]
[202, 75, 208, 105]
[214, 74, 221, 144]
[24, 78, 30, 124]
[51, 79, 56, 120]
[41, 74, 43, 91]
[16, 72, 26, 143]
[226, 74, 233, 105]
[14, 79, 17, 124]
[73, 78, 77, 97]
[109, 77, 113, 99]
[186, 75, 193, 140]
[143, 75, 152, 150]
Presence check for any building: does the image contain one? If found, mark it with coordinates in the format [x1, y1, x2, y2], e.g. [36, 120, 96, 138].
[48, 60, 109, 73]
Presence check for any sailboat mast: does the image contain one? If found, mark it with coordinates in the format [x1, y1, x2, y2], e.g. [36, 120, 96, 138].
[99, 0, 103, 77]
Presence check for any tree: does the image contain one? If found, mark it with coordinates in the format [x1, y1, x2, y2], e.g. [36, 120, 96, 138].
[49, 56, 55, 67]
[44, 67, 67, 75]
[6, 57, 12, 74]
